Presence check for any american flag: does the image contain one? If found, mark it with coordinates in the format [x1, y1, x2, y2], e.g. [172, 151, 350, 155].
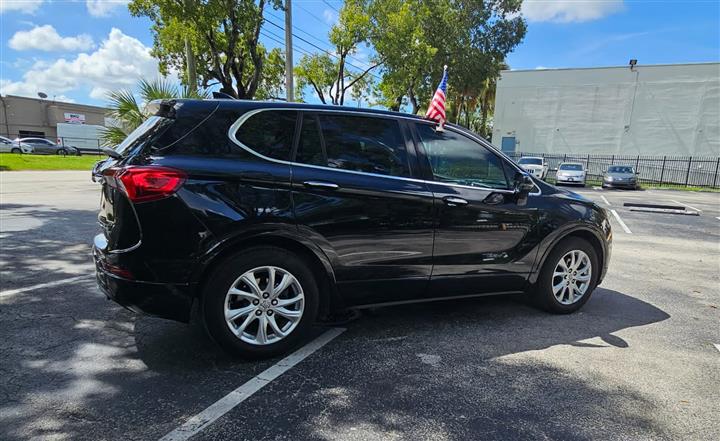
[425, 66, 448, 127]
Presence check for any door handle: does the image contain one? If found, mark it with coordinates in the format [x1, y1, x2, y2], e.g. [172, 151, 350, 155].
[303, 180, 339, 190]
[442, 196, 469, 207]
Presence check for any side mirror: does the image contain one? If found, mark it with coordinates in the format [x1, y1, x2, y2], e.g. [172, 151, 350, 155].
[514, 173, 534, 206]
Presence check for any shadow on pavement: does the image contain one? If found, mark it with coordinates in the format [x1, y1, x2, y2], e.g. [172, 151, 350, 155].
[1, 275, 672, 440]
[203, 288, 673, 440]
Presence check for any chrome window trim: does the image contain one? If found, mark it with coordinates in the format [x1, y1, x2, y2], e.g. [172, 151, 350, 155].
[227, 107, 541, 196]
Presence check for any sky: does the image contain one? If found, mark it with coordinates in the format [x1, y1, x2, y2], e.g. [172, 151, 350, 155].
[0, 0, 718, 107]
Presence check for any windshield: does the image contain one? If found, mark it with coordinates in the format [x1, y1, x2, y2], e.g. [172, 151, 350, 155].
[608, 166, 634, 174]
[559, 164, 583, 171]
[114, 116, 173, 156]
[518, 157, 542, 165]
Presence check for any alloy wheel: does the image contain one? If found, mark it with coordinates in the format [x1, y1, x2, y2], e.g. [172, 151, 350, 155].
[552, 250, 592, 305]
[223, 266, 305, 345]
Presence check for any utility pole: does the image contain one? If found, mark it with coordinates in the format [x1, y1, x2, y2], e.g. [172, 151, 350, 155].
[284, 0, 294, 102]
[184, 0, 197, 89]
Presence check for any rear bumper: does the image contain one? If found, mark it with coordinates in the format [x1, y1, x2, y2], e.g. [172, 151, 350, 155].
[93, 243, 196, 323]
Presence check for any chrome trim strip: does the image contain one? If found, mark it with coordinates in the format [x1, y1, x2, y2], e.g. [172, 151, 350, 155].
[227, 107, 541, 196]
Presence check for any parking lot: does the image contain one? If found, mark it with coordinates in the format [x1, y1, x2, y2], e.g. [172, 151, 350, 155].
[1, 171, 718, 441]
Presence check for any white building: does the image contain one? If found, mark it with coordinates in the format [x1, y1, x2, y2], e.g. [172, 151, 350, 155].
[492, 62, 720, 157]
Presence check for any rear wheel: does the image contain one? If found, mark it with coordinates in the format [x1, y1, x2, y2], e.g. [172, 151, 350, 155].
[532, 237, 599, 313]
[202, 246, 319, 359]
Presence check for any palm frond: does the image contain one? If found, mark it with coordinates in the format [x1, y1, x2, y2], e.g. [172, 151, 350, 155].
[99, 126, 131, 148]
[139, 77, 180, 101]
[106, 89, 144, 131]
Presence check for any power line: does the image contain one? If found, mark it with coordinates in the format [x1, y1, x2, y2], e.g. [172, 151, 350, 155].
[264, 9, 377, 77]
[263, 16, 382, 81]
[322, 0, 340, 14]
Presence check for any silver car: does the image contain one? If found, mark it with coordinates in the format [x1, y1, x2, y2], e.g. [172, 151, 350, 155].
[602, 165, 639, 190]
[13, 138, 80, 156]
[555, 162, 587, 186]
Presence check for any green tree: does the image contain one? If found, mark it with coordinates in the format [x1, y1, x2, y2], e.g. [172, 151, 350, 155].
[128, 0, 285, 99]
[294, 0, 381, 105]
[368, 0, 525, 124]
[100, 78, 207, 146]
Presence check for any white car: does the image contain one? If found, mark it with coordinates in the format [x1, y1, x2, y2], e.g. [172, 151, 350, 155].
[555, 162, 587, 186]
[517, 156, 548, 180]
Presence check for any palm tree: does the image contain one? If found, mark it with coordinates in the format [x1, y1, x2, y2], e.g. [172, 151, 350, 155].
[101, 78, 208, 146]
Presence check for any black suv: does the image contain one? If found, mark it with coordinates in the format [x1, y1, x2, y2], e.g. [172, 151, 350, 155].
[92, 100, 612, 358]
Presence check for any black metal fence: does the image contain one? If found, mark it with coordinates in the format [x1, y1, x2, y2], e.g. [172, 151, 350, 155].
[507, 152, 720, 189]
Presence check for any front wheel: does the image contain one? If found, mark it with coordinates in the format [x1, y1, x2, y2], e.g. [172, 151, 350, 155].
[532, 237, 599, 313]
[10, 147, 21, 154]
[202, 246, 319, 359]
[57, 149, 68, 156]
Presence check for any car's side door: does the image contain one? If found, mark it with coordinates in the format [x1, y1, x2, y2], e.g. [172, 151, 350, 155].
[291, 111, 435, 306]
[411, 122, 540, 297]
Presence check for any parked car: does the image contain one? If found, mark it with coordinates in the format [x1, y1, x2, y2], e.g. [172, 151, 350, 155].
[13, 138, 80, 156]
[555, 162, 587, 186]
[92, 100, 612, 359]
[602, 165, 639, 189]
[517, 156, 548, 180]
[1, 135, 22, 153]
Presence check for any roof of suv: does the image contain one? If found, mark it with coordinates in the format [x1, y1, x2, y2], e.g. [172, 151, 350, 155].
[173, 98, 428, 122]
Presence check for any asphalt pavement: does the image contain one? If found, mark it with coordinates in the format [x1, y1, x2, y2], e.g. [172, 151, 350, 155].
[1, 172, 719, 440]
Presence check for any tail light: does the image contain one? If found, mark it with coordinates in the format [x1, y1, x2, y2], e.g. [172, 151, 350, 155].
[111, 166, 186, 203]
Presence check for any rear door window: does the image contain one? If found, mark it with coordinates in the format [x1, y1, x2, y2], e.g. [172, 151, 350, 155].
[295, 113, 411, 177]
[235, 110, 298, 161]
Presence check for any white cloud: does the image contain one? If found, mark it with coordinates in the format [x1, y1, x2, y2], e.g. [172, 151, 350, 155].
[522, 0, 624, 23]
[9, 25, 95, 52]
[323, 9, 339, 25]
[1, 28, 160, 101]
[86, 0, 129, 17]
[0, 0, 44, 14]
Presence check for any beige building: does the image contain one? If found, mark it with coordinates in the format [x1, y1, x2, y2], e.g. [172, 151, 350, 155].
[0, 94, 108, 140]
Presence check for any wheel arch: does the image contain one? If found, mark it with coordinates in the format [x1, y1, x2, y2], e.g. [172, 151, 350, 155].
[528, 225, 607, 286]
[193, 233, 341, 320]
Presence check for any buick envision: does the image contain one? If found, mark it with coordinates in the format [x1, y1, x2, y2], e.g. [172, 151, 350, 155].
[92, 100, 612, 358]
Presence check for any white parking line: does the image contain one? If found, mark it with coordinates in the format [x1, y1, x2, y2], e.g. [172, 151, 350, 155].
[159, 327, 346, 441]
[715, 216, 720, 221]
[0, 275, 94, 299]
[714, 344, 720, 354]
[610, 209, 632, 234]
[600, 195, 611, 206]
[671, 199, 702, 213]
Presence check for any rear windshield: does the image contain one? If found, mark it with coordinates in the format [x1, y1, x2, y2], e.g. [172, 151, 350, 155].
[114, 116, 173, 156]
[559, 164, 583, 171]
[608, 166, 634, 173]
[518, 157, 542, 165]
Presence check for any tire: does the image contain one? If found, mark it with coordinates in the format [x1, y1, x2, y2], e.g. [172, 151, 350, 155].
[57, 149, 67, 156]
[202, 246, 320, 359]
[532, 237, 599, 314]
[10, 148, 21, 154]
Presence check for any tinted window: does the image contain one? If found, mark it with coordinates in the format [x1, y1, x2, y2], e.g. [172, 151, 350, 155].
[608, 166, 634, 173]
[559, 164, 583, 171]
[296, 114, 325, 166]
[416, 124, 509, 189]
[236, 110, 297, 160]
[518, 157, 542, 165]
[310, 114, 410, 177]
